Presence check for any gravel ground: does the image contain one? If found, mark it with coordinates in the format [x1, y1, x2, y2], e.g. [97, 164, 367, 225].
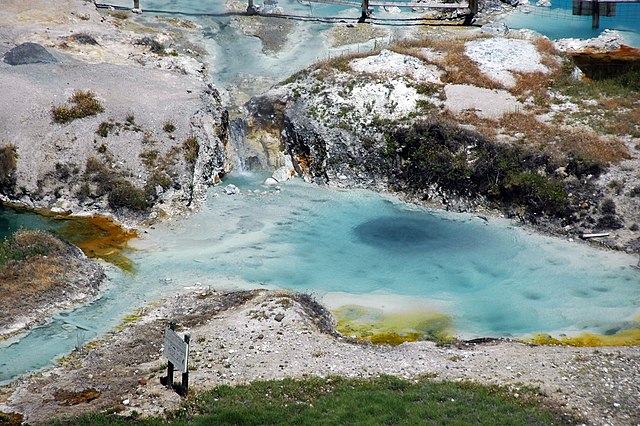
[1, 289, 638, 425]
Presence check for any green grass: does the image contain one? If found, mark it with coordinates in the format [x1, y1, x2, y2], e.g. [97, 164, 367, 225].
[182, 136, 199, 165]
[51, 376, 566, 425]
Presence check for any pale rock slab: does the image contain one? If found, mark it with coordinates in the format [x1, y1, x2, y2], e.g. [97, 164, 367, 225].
[444, 84, 522, 119]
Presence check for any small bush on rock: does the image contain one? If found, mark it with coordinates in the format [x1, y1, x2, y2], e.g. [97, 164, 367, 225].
[108, 180, 148, 211]
[183, 136, 199, 165]
[0, 145, 17, 194]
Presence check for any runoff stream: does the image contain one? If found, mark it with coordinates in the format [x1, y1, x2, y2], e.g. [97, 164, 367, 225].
[1, 0, 639, 384]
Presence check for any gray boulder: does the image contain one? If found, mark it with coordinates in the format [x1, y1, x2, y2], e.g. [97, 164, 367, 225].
[3, 42, 58, 65]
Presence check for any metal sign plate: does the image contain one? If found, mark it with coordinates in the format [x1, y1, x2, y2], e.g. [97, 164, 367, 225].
[163, 328, 189, 373]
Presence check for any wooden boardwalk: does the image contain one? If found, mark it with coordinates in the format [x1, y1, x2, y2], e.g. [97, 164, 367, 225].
[304, 0, 469, 8]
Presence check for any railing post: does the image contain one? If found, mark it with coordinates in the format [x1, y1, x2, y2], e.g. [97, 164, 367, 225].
[359, 0, 369, 22]
[464, 0, 478, 25]
[180, 333, 190, 396]
[247, 0, 258, 14]
[133, 0, 141, 13]
[592, 0, 600, 28]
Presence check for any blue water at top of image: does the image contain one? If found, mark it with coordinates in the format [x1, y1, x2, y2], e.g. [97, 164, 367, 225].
[501, 0, 640, 46]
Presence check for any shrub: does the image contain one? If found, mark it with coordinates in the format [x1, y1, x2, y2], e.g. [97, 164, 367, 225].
[597, 198, 623, 229]
[108, 180, 148, 211]
[163, 120, 176, 133]
[600, 198, 616, 215]
[183, 136, 199, 165]
[96, 122, 112, 138]
[386, 121, 571, 217]
[0, 144, 17, 193]
[84, 157, 150, 212]
[52, 90, 104, 123]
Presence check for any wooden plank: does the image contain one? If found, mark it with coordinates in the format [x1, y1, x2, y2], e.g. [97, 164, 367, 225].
[370, 1, 468, 7]
[580, 232, 610, 239]
[304, 0, 470, 7]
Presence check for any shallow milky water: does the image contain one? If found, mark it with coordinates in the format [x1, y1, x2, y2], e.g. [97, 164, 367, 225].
[1, 1, 639, 383]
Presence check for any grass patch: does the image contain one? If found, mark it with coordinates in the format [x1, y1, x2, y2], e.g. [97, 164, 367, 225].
[0, 230, 74, 302]
[52, 376, 566, 425]
[0, 229, 65, 269]
[396, 37, 501, 90]
[163, 120, 176, 134]
[498, 112, 629, 164]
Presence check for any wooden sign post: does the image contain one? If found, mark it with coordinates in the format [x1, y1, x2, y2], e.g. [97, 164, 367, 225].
[160, 321, 190, 396]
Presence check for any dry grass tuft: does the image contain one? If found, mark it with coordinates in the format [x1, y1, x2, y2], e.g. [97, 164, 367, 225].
[511, 71, 555, 106]
[498, 112, 630, 163]
[447, 109, 629, 165]
[312, 50, 378, 80]
[52, 90, 104, 123]
[0, 230, 72, 299]
[558, 130, 630, 164]
[392, 37, 502, 89]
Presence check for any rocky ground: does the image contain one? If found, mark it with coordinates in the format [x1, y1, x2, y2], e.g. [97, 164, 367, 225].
[0, 0, 230, 226]
[1, 289, 639, 425]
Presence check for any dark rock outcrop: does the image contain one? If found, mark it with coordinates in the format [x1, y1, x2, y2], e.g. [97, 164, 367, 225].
[3, 42, 58, 65]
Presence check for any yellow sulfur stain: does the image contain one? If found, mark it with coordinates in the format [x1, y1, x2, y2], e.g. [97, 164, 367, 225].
[333, 305, 454, 345]
[528, 326, 640, 347]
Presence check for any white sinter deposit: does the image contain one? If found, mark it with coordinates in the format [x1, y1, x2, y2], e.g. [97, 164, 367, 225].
[349, 49, 443, 84]
[464, 37, 549, 87]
